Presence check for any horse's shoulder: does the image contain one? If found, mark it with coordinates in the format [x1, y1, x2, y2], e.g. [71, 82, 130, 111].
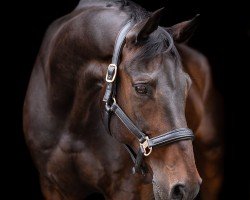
[40, 11, 83, 49]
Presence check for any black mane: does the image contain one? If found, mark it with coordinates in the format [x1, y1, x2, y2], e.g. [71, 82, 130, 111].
[132, 27, 179, 63]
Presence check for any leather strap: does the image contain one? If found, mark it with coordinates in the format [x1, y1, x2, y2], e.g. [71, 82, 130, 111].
[103, 20, 133, 134]
[111, 103, 194, 146]
[148, 128, 194, 147]
[110, 102, 194, 173]
[103, 20, 133, 104]
[111, 103, 146, 142]
[112, 21, 133, 65]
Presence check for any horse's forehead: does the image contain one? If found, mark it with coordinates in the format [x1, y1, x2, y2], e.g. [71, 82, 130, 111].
[126, 54, 180, 78]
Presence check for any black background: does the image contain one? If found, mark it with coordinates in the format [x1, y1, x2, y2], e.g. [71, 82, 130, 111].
[9, 0, 250, 199]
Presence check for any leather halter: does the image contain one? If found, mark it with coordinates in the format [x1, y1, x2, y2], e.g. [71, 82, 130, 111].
[103, 20, 194, 174]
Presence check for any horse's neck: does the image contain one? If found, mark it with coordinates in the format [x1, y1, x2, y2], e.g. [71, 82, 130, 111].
[45, 6, 129, 132]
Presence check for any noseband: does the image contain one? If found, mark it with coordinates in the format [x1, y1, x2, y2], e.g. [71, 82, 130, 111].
[103, 21, 194, 175]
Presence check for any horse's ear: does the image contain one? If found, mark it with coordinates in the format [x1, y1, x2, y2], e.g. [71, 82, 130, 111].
[166, 14, 200, 43]
[126, 8, 164, 45]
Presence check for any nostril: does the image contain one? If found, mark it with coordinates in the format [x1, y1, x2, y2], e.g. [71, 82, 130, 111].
[171, 184, 185, 200]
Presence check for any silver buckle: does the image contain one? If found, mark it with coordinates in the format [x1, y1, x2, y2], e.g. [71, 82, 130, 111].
[105, 64, 117, 83]
[140, 136, 152, 156]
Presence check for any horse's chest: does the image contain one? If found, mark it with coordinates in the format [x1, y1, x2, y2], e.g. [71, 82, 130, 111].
[45, 134, 129, 191]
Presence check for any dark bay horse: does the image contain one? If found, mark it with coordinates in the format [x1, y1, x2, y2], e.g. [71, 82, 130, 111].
[23, 0, 223, 199]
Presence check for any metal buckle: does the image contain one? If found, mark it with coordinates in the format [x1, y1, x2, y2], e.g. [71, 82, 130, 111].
[105, 97, 116, 112]
[105, 64, 117, 83]
[140, 136, 152, 156]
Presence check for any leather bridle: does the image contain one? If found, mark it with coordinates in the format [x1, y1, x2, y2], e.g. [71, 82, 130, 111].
[102, 20, 194, 175]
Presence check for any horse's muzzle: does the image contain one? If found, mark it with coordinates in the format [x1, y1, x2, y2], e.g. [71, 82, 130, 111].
[152, 178, 201, 200]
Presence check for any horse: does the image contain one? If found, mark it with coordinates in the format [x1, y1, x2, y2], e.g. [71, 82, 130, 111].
[23, 0, 224, 199]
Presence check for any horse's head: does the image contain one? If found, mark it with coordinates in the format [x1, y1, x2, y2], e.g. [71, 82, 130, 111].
[108, 9, 201, 199]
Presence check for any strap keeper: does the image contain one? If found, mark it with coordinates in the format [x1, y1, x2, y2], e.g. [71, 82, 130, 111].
[106, 64, 117, 83]
[105, 98, 117, 112]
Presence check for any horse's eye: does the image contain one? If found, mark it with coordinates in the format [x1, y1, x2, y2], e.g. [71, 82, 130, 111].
[134, 84, 148, 95]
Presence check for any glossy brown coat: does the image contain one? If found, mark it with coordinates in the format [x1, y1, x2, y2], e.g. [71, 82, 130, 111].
[23, 0, 223, 199]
